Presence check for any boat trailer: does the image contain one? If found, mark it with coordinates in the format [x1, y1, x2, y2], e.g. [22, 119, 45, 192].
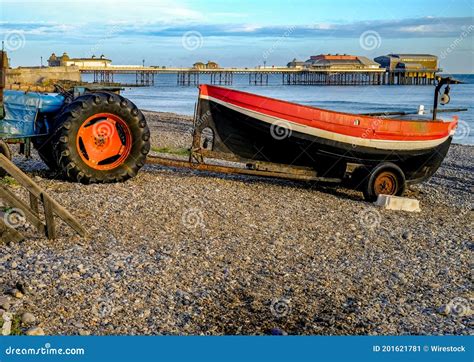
[147, 151, 342, 184]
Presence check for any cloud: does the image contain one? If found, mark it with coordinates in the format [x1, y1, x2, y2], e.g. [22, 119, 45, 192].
[1, 16, 472, 42]
[111, 16, 473, 38]
[0, 21, 79, 35]
[2, 0, 205, 23]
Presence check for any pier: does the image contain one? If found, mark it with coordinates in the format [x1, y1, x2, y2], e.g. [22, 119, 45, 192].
[35, 52, 439, 87]
[80, 66, 435, 87]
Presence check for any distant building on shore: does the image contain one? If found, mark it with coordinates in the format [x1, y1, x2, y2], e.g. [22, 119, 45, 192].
[373, 54, 439, 84]
[192, 61, 205, 69]
[48, 52, 112, 67]
[193, 61, 220, 69]
[373, 54, 439, 71]
[286, 58, 309, 69]
[305, 54, 381, 70]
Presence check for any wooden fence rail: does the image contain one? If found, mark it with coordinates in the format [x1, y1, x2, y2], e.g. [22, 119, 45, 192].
[0, 154, 87, 242]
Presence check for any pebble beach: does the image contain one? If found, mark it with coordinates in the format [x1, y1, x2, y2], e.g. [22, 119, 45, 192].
[0, 110, 472, 336]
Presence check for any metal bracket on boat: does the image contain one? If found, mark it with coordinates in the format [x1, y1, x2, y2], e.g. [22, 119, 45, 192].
[432, 76, 457, 120]
[189, 148, 204, 164]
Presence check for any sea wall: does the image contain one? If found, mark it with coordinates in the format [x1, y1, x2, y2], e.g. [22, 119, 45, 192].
[6, 66, 81, 86]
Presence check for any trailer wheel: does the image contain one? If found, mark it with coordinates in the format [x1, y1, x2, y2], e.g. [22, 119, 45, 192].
[362, 163, 406, 201]
[52, 92, 150, 184]
[0, 140, 11, 178]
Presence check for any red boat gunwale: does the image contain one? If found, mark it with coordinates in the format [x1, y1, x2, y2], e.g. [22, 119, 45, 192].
[199, 85, 458, 144]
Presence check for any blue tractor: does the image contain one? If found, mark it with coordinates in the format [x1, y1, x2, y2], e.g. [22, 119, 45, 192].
[0, 51, 150, 183]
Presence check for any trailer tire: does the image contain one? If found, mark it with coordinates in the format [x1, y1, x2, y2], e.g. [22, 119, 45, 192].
[51, 92, 150, 184]
[362, 163, 406, 202]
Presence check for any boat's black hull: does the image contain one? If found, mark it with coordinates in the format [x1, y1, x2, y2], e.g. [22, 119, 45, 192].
[197, 99, 452, 183]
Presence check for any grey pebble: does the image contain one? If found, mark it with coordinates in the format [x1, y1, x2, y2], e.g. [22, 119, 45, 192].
[21, 312, 36, 324]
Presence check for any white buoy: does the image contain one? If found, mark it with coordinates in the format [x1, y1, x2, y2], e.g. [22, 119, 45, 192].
[417, 105, 425, 115]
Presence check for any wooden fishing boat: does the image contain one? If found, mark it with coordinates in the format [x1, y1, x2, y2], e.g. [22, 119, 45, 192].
[187, 78, 459, 200]
[146, 77, 460, 201]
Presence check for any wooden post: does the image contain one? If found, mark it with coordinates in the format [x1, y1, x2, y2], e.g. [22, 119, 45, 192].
[29, 193, 39, 216]
[42, 194, 56, 240]
[0, 218, 24, 243]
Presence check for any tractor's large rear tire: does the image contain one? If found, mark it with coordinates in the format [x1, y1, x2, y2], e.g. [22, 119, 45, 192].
[51, 92, 150, 184]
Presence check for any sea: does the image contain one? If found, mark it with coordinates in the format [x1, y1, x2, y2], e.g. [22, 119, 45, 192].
[82, 73, 474, 145]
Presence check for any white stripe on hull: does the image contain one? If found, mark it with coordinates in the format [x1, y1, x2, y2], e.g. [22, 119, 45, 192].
[201, 95, 450, 151]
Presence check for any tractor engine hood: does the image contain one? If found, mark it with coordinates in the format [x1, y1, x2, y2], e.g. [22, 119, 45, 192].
[1, 90, 65, 138]
[4, 90, 65, 116]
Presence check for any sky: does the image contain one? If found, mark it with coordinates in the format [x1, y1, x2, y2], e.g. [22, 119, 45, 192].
[0, 0, 473, 72]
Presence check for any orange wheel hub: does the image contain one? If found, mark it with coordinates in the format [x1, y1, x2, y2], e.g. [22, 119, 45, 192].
[374, 171, 398, 195]
[76, 113, 132, 171]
